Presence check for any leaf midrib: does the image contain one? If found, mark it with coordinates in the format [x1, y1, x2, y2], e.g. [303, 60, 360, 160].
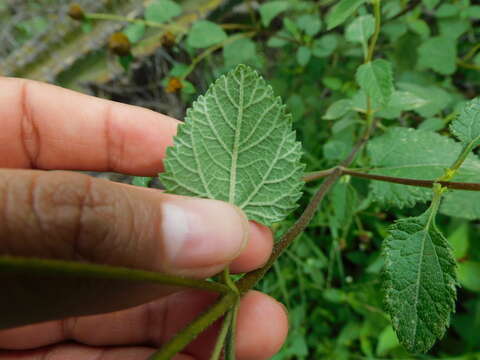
[229, 70, 244, 203]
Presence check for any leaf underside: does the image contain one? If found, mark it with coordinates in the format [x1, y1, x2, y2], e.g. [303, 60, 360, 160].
[160, 65, 304, 225]
[383, 210, 457, 353]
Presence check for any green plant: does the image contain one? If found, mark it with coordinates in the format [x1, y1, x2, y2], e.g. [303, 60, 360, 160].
[3, 0, 480, 358]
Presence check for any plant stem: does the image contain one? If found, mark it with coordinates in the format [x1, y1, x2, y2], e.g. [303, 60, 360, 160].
[209, 310, 234, 360]
[85, 12, 183, 31]
[304, 167, 480, 191]
[366, 0, 382, 63]
[148, 292, 238, 360]
[0, 256, 230, 294]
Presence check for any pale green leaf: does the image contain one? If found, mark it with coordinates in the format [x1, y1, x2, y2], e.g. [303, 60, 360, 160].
[259, 1, 289, 27]
[383, 208, 457, 353]
[296, 46, 311, 66]
[356, 59, 394, 106]
[447, 221, 469, 259]
[376, 326, 400, 356]
[397, 83, 451, 117]
[312, 34, 338, 57]
[223, 38, 256, 67]
[296, 14, 322, 36]
[345, 15, 375, 46]
[367, 127, 480, 208]
[323, 99, 353, 120]
[422, 0, 440, 10]
[160, 65, 304, 225]
[145, 0, 182, 24]
[123, 23, 145, 43]
[326, 0, 366, 30]
[418, 117, 444, 132]
[450, 97, 480, 147]
[418, 36, 457, 75]
[186, 20, 227, 49]
[458, 261, 480, 292]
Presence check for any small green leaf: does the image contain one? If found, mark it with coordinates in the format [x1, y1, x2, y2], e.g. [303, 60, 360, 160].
[312, 34, 338, 58]
[345, 15, 375, 46]
[186, 20, 227, 48]
[122, 23, 146, 43]
[160, 65, 304, 225]
[132, 176, 152, 187]
[450, 97, 480, 147]
[259, 1, 289, 27]
[145, 0, 182, 24]
[447, 222, 469, 259]
[356, 59, 394, 106]
[296, 46, 311, 66]
[383, 207, 457, 353]
[223, 37, 256, 67]
[296, 14, 322, 36]
[323, 99, 353, 120]
[458, 261, 480, 292]
[326, 0, 366, 30]
[418, 36, 457, 75]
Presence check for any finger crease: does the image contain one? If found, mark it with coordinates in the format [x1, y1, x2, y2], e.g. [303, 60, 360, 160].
[19, 81, 41, 169]
[71, 176, 93, 260]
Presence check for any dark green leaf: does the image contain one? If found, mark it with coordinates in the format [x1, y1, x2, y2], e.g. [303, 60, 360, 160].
[383, 208, 457, 353]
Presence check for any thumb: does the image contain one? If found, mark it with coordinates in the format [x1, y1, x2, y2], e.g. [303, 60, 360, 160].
[0, 169, 249, 278]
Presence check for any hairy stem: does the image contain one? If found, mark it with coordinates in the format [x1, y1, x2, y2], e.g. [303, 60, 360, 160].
[304, 167, 480, 191]
[148, 292, 238, 360]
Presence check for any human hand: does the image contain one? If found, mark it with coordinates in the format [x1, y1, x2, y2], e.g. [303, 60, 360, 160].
[0, 78, 288, 360]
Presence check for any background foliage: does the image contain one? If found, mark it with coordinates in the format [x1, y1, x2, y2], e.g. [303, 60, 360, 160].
[1, 0, 480, 358]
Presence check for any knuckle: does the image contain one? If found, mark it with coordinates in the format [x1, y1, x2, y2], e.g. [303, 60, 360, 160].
[0, 170, 124, 261]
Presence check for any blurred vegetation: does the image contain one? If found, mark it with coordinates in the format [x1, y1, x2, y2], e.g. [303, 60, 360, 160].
[1, 0, 480, 359]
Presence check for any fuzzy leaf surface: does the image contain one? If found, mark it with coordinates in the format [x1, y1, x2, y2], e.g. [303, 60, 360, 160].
[356, 59, 394, 106]
[383, 209, 457, 353]
[161, 65, 304, 225]
[367, 127, 480, 208]
[450, 97, 480, 147]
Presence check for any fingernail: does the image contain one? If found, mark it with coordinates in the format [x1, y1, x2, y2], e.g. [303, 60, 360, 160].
[161, 197, 249, 270]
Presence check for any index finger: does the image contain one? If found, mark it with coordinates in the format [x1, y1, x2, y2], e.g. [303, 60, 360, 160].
[0, 77, 179, 175]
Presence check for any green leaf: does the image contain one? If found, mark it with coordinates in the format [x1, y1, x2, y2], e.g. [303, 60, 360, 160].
[383, 207, 457, 353]
[326, 0, 366, 30]
[447, 221, 469, 259]
[367, 127, 480, 208]
[122, 23, 145, 43]
[296, 14, 322, 36]
[160, 65, 304, 225]
[223, 37, 256, 67]
[186, 20, 227, 49]
[0, 256, 228, 330]
[296, 46, 311, 66]
[145, 0, 182, 24]
[132, 176, 152, 187]
[418, 36, 457, 75]
[422, 0, 440, 10]
[345, 15, 375, 46]
[312, 34, 338, 57]
[376, 326, 400, 356]
[418, 117, 444, 131]
[397, 83, 451, 117]
[323, 99, 353, 120]
[458, 261, 480, 292]
[259, 1, 289, 27]
[356, 59, 394, 106]
[450, 97, 480, 147]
